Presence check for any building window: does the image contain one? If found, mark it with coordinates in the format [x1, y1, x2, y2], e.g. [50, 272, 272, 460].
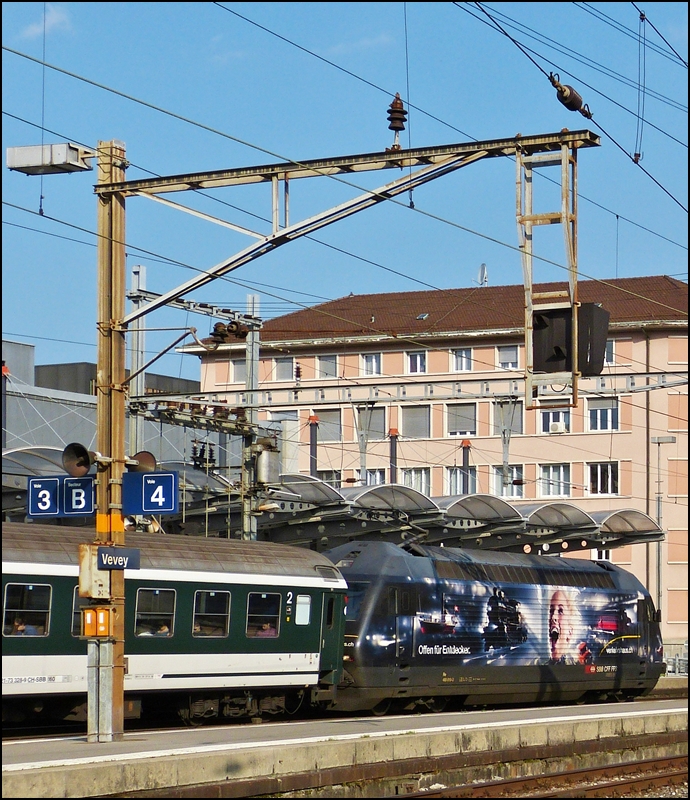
[541, 405, 570, 434]
[402, 405, 430, 438]
[317, 354, 338, 379]
[448, 466, 477, 495]
[316, 409, 341, 442]
[447, 403, 476, 436]
[407, 351, 427, 374]
[135, 588, 176, 637]
[231, 358, 246, 384]
[317, 470, 341, 488]
[604, 340, 614, 366]
[589, 462, 619, 495]
[362, 353, 382, 376]
[193, 590, 230, 637]
[594, 549, 612, 561]
[274, 356, 294, 381]
[358, 406, 386, 440]
[357, 468, 386, 485]
[589, 397, 619, 431]
[494, 400, 523, 435]
[402, 467, 431, 494]
[453, 348, 472, 372]
[540, 464, 571, 497]
[498, 345, 518, 369]
[493, 465, 524, 498]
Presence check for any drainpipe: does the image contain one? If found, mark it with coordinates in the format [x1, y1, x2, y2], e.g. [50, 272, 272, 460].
[308, 415, 319, 478]
[461, 439, 472, 494]
[389, 428, 399, 484]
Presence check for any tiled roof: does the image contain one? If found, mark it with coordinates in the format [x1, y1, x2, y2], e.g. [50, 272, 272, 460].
[260, 275, 687, 343]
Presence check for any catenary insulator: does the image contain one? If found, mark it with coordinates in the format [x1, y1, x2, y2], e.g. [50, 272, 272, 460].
[556, 84, 583, 112]
[387, 93, 407, 132]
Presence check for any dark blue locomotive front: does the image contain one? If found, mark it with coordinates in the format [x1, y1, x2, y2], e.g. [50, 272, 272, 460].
[324, 541, 664, 713]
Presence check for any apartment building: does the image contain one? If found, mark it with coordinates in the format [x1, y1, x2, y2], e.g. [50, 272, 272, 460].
[187, 275, 688, 647]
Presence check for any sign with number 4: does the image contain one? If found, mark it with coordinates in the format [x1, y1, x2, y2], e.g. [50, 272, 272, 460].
[122, 471, 179, 516]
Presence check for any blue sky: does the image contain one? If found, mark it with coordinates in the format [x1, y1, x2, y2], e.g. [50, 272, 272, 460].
[2, 2, 687, 382]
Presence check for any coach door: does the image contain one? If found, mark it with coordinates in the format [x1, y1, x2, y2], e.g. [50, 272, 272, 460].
[319, 593, 342, 673]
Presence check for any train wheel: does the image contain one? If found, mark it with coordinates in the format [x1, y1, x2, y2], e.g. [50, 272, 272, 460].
[370, 699, 391, 716]
[428, 697, 448, 713]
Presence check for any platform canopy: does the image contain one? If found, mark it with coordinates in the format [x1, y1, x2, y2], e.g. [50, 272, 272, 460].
[1, 452, 666, 551]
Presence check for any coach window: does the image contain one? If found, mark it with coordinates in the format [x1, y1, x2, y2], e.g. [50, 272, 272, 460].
[71, 586, 91, 637]
[193, 590, 230, 637]
[246, 592, 280, 638]
[3, 582, 51, 636]
[295, 595, 312, 626]
[134, 588, 175, 637]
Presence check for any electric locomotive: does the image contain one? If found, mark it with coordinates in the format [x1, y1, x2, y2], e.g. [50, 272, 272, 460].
[325, 540, 664, 714]
[2, 523, 347, 725]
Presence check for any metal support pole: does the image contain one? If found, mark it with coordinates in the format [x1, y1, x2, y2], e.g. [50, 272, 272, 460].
[356, 403, 375, 485]
[240, 295, 259, 541]
[86, 639, 99, 742]
[389, 428, 398, 484]
[309, 416, 319, 478]
[240, 431, 256, 540]
[651, 435, 675, 615]
[93, 139, 127, 742]
[656, 442, 663, 615]
[128, 264, 146, 455]
[2, 362, 7, 450]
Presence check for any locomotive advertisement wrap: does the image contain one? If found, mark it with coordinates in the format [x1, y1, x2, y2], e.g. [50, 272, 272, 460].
[413, 580, 642, 669]
[330, 540, 664, 711]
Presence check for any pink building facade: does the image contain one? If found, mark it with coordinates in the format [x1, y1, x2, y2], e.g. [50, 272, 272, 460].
[188, 276, 688, 650]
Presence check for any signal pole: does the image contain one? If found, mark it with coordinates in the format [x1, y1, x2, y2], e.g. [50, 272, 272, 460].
[93, 140, 127, 741]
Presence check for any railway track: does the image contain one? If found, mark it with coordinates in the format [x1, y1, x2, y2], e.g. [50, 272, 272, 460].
[405, 755, 688, 798]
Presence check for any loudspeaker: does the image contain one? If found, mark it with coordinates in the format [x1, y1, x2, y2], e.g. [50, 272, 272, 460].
[128, 450, 157, 472]
[62, 442, 96, 477]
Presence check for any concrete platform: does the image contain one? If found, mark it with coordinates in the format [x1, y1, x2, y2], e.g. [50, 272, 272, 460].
[3, 699, 686, 798]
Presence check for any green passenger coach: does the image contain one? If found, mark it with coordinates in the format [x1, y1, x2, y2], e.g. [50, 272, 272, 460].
[2, 523, 347, 725]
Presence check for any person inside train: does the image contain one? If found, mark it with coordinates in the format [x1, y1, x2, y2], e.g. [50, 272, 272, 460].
[12, 617, 39, 636]
[256, 622, 277, 637]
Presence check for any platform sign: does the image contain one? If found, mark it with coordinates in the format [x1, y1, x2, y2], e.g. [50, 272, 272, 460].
[63, 477, 95, 516]
[122, 471, 178, 516]
[28, 476, 96, 518]
[97, 547, 141, 570]
[28, 477, 60, 516]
